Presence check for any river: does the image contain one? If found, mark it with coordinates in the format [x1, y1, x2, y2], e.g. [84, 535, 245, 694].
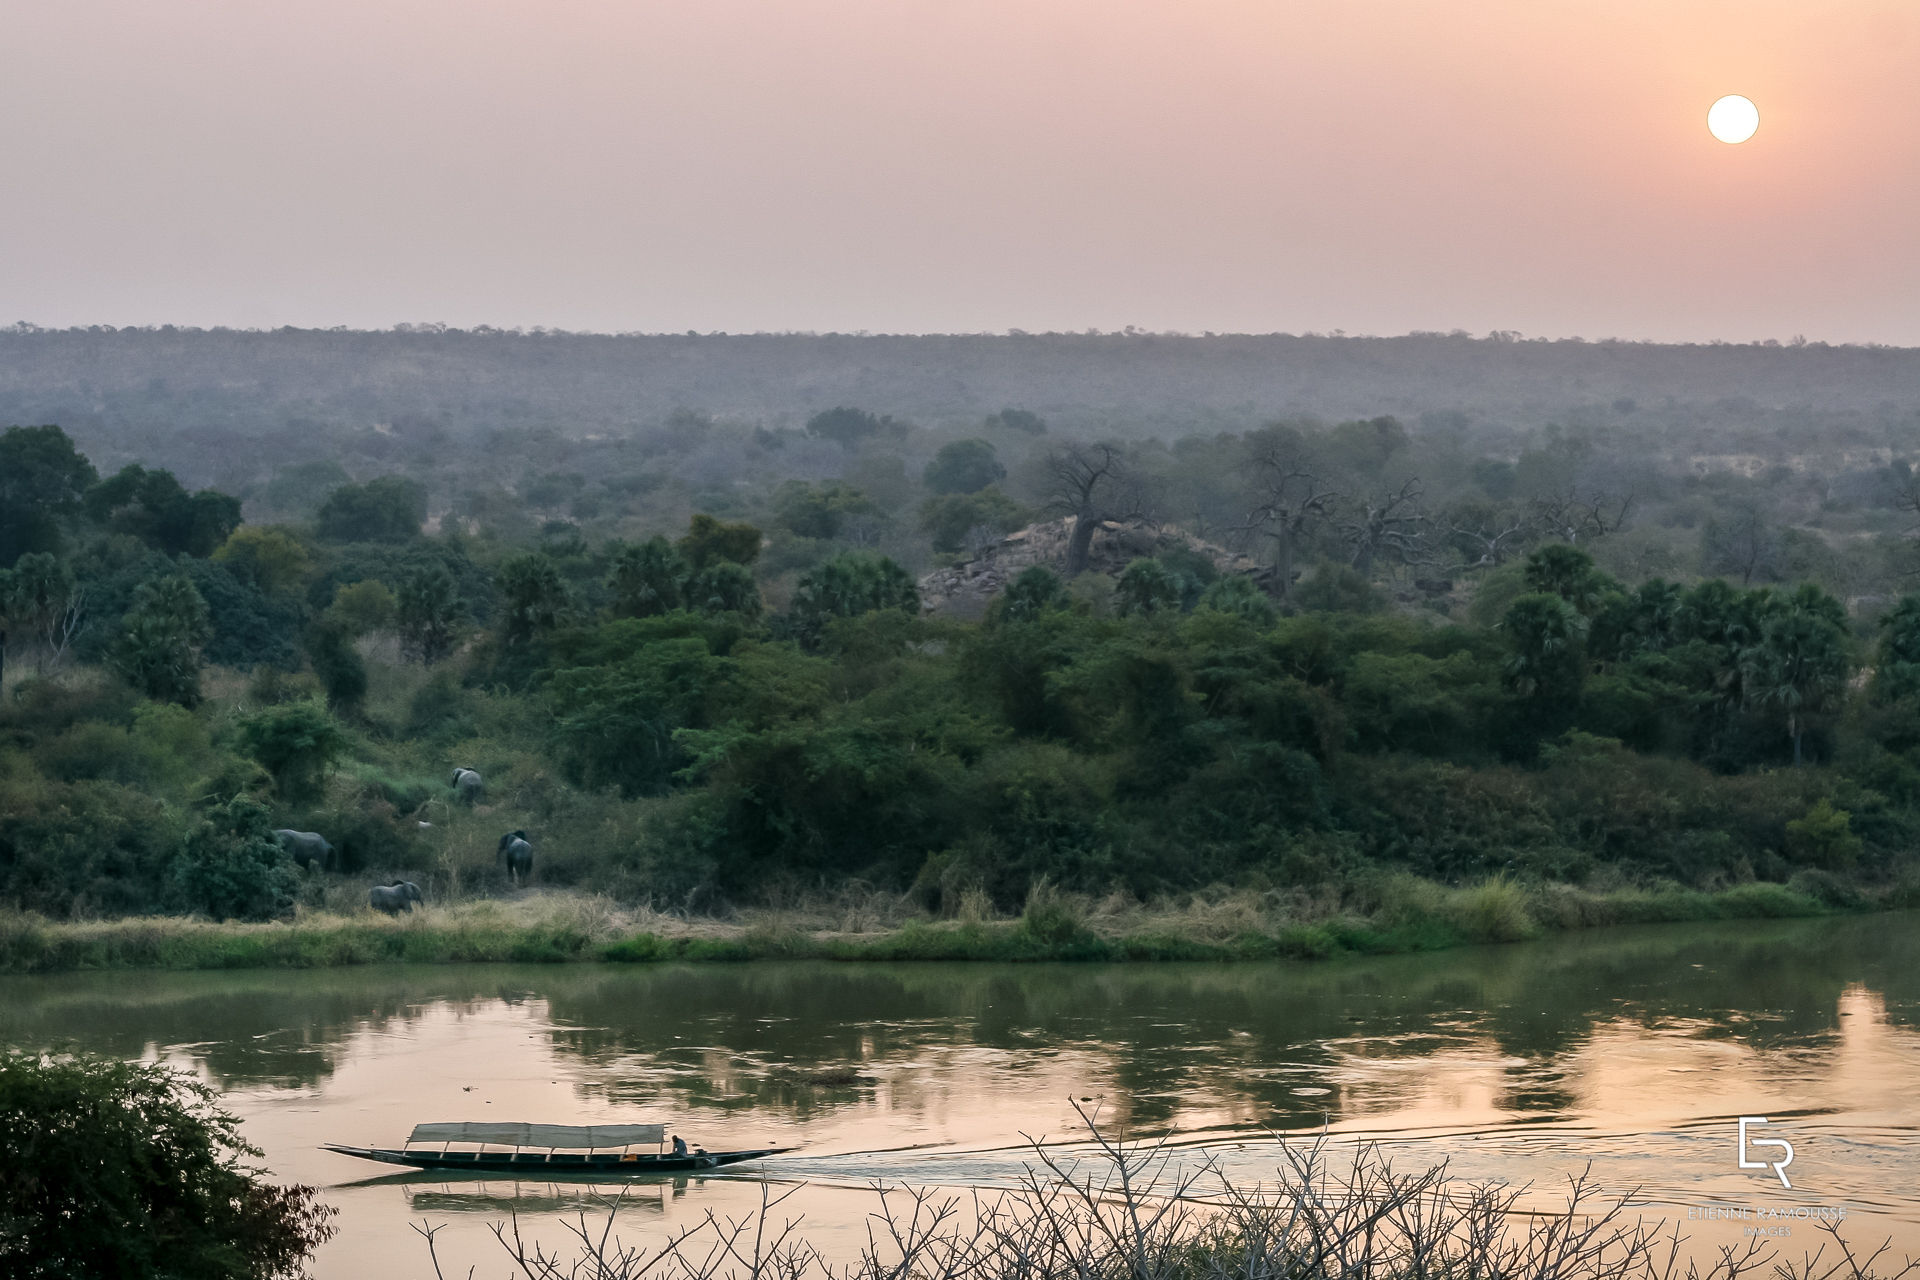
[3, 913, 1918, 1278]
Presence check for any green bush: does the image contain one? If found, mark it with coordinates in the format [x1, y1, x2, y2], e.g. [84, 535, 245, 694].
[0, 1049, 334, 1277]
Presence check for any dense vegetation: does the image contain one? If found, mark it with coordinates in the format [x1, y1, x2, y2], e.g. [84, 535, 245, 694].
[0, 1049, 334, 1278]
[4, 397, 1920, 945]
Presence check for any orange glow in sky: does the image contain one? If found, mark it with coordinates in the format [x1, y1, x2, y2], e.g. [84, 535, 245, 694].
[0, 0, 1915, 340]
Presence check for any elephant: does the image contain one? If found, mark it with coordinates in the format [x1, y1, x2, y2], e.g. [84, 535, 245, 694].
[451, 767, 484, 805]
[499, 830, 533, 888]
[369, 882, 424, 915]
[273, 829, 335, 873]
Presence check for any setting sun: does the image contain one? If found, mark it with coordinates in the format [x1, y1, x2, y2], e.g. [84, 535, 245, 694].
[1708, 93, 1760, 143]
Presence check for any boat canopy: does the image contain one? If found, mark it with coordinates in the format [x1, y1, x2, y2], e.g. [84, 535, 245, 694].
[407, 1122, 667, 1148]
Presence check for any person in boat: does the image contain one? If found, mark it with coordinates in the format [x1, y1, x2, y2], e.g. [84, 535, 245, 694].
[671, 1134, 689, 1157]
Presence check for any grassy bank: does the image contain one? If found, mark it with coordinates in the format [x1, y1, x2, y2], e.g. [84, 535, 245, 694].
[4, 872, 1914, 975]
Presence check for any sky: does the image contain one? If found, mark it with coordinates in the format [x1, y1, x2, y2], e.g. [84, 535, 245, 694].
[2, 0, 1917, 343]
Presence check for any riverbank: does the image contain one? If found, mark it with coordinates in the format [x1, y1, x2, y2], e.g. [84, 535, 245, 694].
[2, 872, 1909, 974]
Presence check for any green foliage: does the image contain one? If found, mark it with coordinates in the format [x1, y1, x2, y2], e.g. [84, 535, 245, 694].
[918, 487, 1028, 554]
[1784, 798, 1862, 869]
[923, 438, 1006, 494]
[1522, 544, 1615, 615]
[686, 561, 762, 618]
[1197, 575, 1277, 626]
[1501, 592, 1586, 701]
[305, 621, 367, 715]
[237, 701, 348, 804]
[787, 552, 919, 647]
[396, 561, 463, 663]
[0, 424, 97, 565]
[1873, 594, 1920, 704]
[211, 525, 312, 594]
[262, 458, 350, 516]
[496, 552, 570, 644]
[0, 1049, 334, 1277]
[550, 636, 733, 796]
[314, 474, 426, 542]
[677, 513, 763, 570]
[112, 573, 212, 705]
[1115, 558, 1181, 616]
[998, 566, 1070, 625]
[608, 537, 688, 618]
[85, 464, 242, 558]
[772, 480, 878, 540]
[326, 577, 397, 638]
[168, 796, 301, 922]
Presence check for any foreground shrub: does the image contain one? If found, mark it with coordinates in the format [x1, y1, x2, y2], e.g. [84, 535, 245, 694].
[0, 1049, 334, 1278]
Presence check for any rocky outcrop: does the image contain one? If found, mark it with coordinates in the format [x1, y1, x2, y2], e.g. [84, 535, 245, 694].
[917, 517, 1273, 617]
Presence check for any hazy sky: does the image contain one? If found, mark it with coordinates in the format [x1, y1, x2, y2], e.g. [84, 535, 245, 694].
[4, 1, 1917, 342]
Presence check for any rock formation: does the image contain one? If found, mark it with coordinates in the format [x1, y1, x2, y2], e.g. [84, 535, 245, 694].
[917, 517, 1274, 617]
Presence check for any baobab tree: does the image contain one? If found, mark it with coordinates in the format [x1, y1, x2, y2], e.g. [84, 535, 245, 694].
[1235, 433, 1339, 602]
[1044, 443, 1144, 576]
[1339, 478, 1431, 577]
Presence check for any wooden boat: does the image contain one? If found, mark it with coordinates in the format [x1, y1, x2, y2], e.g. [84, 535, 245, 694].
[323, 1121, 791, 1175]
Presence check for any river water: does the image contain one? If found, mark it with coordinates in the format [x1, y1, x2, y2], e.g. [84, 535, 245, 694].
[3, 914, 1918, 1278]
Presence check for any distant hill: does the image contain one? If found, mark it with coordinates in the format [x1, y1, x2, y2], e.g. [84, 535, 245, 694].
[3, 327, 1918, 448]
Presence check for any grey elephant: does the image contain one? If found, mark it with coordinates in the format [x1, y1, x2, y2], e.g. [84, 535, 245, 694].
[273, 829, 335, 873]
[451, 767, 484, 804]
[369, 882, 424, 915]
[499, 830, 533, 887]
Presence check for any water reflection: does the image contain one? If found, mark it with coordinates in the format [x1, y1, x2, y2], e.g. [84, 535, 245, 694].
[1, 912, 1916, 1279]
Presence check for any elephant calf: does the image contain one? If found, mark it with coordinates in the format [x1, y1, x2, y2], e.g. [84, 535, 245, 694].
[369, 882, 424, 915]
[499, 830, 533, 888]
[273, 829, 335, 873]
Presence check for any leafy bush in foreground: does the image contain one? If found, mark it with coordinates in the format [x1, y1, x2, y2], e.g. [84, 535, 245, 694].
[0, 1049, 333, 1279]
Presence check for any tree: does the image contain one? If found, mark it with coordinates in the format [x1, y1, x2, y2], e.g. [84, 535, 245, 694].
[1045, 443, 1142, 576]
[919, 488, 1027, 555]
[985, 407, 1047, 434]
[686, 561, 763, 617]
[1501, 592, 1587, 702]
[1740, 585, 1851, 766]
[677, 514, 763, 570]
[1237, 428, 1339, 602]
[1338, 478, 1429, 577]
[496, 552, 569, 645]
[0, 1048, 333, 1278]
[1115, 558, 1181, 616]
[212, 526, 312, 594]
[804, 406, 901, 447]
[314, 475, 426, 542]
[0, 424, 97, 565]
[999, 566, 1069, 624]
[169, 796, 302, 922]
[1444, 497, 1531, 570]
[0, 552, 83, 684]
[771, 481, 878, 540]
[1700, 501, 1782, 585]
[788, 552, 919, 647]
[237, 701, 348, 804]
[1522, 544, 1614, 615]
[923, 439, 1006, 495]
[397, 562, 463, 663]
[609, 537, 688, 617]
[112, 573, 213, 705]
[1197, 574, 1277, 626]
[326, 578, 398, 636]
[305, 620, 367, 714]
[1874, 594, 1920, 704]
[85, 464, 242, 558]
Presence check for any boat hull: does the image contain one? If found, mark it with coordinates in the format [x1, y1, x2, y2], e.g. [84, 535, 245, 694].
[322, 1144, 791, 1175]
